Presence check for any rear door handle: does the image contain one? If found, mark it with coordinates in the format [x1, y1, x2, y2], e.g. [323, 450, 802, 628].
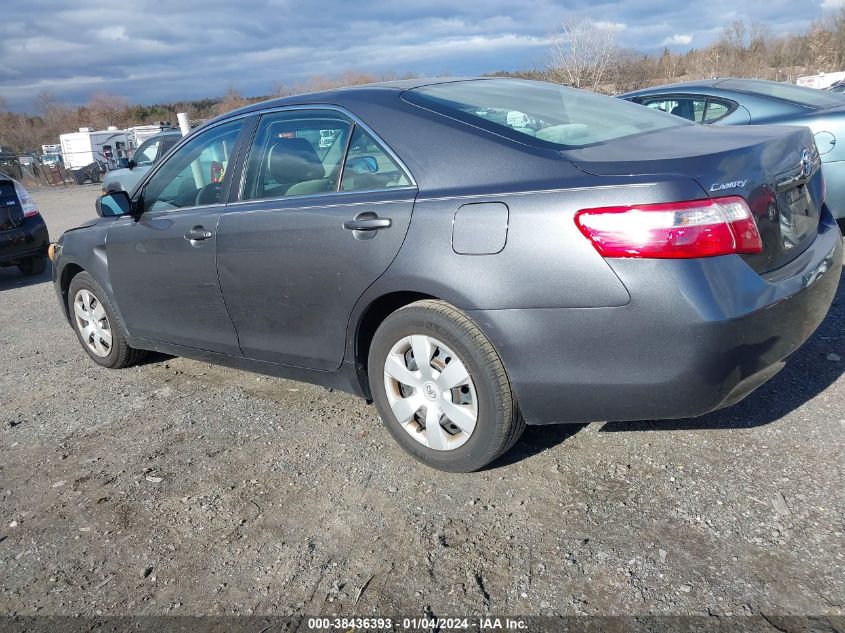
[343, 214, 391, 231]
[184, 227, 213, 241]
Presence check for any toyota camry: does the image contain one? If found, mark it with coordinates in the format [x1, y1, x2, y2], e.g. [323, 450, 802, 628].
[51, 78, 842, 471]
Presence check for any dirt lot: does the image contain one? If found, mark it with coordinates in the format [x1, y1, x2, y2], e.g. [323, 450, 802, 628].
[0, 185, 843, 621]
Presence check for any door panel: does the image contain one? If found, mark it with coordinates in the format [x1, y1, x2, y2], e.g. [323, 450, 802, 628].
[107, 207, 241, 355]
[105, 117, 247, 355]
[217, 189, 415, 369]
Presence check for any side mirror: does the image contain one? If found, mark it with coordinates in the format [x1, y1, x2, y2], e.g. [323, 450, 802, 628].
[346, 156, 378, 174]
[128, 159, 136, 170]
[96, 190, 132, 218]
[117, 158, 129, 169]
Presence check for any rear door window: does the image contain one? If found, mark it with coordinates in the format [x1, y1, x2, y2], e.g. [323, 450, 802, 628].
[241, 111, 351, 200]
[340, 126, 411, 191]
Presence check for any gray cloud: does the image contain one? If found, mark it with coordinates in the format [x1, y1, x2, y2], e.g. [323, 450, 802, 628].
[0, 0, 835, 111]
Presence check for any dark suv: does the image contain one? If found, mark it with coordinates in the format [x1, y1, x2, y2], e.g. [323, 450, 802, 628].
[0, 173, 49, 276]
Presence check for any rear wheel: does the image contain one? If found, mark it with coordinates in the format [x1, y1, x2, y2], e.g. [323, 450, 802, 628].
[17, 256, 46, 276]
[368, 300, 524, 472]
[68, 272, 146, 368]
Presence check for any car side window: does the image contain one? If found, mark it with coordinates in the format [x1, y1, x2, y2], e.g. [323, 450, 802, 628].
[241, 111, 352, 201]
[133, 138, 160, 167]
[702, 99, 733, 123]
[141, 120, 243, 214]
[643, 97, 705, 122]
[157, 135, 180, 159]
[340, 126, 411, 192]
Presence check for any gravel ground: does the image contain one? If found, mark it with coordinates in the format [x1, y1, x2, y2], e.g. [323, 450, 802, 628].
[0, 184, 843, 620]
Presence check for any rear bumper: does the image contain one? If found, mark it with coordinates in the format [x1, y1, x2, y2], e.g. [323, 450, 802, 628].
[469, 216, 842, 425]
[0, 214, 49, 265]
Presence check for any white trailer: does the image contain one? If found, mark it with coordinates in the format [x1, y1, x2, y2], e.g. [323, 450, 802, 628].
[796, 71, 845, 89]
[128, 124, 173, 146]
[59, 127, 132, 170]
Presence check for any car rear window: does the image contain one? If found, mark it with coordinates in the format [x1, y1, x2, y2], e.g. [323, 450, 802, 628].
[404, 79, 688, 149]
[717, 79, 845, 109]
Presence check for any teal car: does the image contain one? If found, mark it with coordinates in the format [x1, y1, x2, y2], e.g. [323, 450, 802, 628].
[102, 130, 181, 195]
[622, 78, 845, 221]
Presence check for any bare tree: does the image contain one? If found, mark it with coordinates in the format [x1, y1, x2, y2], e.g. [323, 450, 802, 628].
[214, 87, 249, 115]
[87, 93, 130, 129]
[548, 18, 619, 92]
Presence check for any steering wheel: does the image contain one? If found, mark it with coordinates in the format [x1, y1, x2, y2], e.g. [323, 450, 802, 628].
[195, 182, 223, 206]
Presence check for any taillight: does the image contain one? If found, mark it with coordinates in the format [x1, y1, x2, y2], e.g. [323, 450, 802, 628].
[575, 196, 762, 259]
[13, 181, 39, 218]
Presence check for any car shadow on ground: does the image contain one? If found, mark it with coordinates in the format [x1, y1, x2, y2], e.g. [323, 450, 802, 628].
[487, 423, 588, 469]
[0, 259, 52, 292]
[136, 351, 173, 366]
[488, 264, 844, 467]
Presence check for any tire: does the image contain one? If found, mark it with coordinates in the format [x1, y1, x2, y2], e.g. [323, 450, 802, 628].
[67, 271, 146, 369]
[368, 299, 525, 472]
[17, 256, 46, 276]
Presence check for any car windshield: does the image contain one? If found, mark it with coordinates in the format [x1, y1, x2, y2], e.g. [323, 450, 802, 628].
[718, 79, 845, 109]
[404, 79, 688, 149]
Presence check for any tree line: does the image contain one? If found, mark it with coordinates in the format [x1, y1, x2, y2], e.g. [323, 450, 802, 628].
[1, 12, 844, 154]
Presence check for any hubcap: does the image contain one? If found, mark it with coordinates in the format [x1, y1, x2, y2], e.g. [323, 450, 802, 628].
[73, 289, 112, 358]
[383, 335, 478, 451]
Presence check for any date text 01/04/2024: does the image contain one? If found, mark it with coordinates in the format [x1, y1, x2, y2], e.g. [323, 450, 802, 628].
[305, 617, 528, 630]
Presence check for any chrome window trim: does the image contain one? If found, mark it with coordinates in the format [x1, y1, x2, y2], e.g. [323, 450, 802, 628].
[235, 104, 418, 204]
[226, 185, 418, 209]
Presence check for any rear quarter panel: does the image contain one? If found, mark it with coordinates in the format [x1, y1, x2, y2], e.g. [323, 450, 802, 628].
[349, 172, 709, 320]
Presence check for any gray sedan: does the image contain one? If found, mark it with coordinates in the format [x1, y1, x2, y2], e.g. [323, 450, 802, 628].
[50, 78, 841, 471]
[620, 78, 845, 221]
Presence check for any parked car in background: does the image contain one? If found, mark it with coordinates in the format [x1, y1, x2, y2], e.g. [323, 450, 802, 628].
[0, 146, 21, 179]
[621, 79, 845, 221]
[51, 78, 841, 471]
[102, 130, 182, 194]
[0, 172, 49, 276]
[41, 153, 63, 166]
[827, 80, 845, 94]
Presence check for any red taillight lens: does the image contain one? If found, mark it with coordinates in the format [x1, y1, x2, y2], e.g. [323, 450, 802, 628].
[13, 180, 39, 218]
[575, 196, 762, 259]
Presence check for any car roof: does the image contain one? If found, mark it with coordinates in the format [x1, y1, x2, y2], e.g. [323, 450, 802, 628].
[151, 129, 181, 138]
[209, 77, 493, 122]
[622, 79, 724, 96]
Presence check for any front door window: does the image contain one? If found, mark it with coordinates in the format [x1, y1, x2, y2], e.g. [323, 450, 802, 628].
[141, 119, 243, 213]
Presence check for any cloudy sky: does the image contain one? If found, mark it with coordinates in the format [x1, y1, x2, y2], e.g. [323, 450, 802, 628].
[2, 0, 843, 112]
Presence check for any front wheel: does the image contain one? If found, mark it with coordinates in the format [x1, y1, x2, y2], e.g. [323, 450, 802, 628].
[67, 272, 146, 368]
[368, 300, 524, 472]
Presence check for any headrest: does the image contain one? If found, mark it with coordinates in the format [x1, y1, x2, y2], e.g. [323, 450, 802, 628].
[267, 137, 324, 184]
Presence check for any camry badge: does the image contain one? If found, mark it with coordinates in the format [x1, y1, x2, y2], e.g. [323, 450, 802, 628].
[709, 180, 748, 192]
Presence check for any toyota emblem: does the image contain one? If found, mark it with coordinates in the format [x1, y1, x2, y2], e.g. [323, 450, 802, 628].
[800, 149, 813, 179]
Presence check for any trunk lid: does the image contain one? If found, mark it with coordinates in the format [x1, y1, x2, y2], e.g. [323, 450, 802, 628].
[564, 124, 823, 274]
[0, 177, 24, 232]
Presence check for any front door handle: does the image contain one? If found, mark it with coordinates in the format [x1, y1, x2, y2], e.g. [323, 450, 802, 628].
[184, 227, 213, 241]
[343, 213, 391, 232]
